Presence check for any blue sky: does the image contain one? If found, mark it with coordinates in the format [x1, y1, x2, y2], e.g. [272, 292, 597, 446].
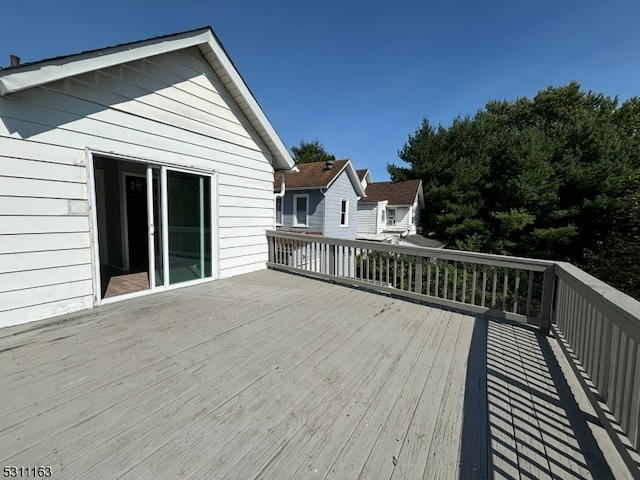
[2, 1, 639, 181]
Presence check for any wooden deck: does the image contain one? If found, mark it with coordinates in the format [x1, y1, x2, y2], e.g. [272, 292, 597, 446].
[0, 269, 632, 479]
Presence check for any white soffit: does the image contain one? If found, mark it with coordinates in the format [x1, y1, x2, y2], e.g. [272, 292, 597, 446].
[0, 27, 294, 171]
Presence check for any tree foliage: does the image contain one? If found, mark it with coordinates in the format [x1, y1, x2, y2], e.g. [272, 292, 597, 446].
[291, 138, 335, 164]
[389, 82, 640, 298]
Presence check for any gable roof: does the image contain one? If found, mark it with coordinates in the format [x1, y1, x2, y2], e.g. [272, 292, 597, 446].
[361, 179, 424, 206]
[356, 169, 369, 181]
[0, 26, 295, 171]
[275, 160, 366, 196]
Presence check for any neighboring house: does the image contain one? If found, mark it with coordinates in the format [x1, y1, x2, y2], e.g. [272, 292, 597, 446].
[357, 179, 425, 242]
[274, 159, 365, 240]
[0, 27, 296, 328]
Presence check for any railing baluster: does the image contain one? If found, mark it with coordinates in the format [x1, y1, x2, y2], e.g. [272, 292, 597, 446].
[502, 268, 509, 311]
[471, 264, 477, 305]
[443, 260, 449, 300]
[513, 269, 520, 313]
[401, 256, 405, 290]
[491, 267, 498, 308]
[408, 256, 413, 291]
[621, 340, 637, 433]
[481, 266, 487, 307]
[386, 256, 390, 286]
[452, 261, 458, 301]
[393, 255, 397, 288]
[426, 260, 432, 296]
[462, 263, 467, 304]
[526, 271, 533, 317]
[435, 260, 440, 298]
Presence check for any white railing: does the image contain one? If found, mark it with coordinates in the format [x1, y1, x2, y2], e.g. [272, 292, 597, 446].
[267, 230, 555, 328]
[553, 262, 640, 474]
[266, 230, 640, 473]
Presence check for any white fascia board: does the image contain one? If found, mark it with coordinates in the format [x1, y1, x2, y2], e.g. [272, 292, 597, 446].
[0, 29, 212, 96]
[0, 27, 295, 171]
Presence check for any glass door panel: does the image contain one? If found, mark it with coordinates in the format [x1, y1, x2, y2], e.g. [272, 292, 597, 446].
[151, 167, 164, 287]
[167, 170, 211, 285]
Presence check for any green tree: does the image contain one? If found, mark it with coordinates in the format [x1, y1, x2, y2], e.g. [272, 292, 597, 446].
[389, 82, 640, 297]
[291, 138, 335, 164]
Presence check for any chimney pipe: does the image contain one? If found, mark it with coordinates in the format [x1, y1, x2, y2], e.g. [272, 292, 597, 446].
[10, 55, 20, 67]
[325, 159, 334, 170]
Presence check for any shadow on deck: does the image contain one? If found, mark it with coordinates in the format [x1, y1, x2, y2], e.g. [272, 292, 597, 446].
[460, 316, 620, 479]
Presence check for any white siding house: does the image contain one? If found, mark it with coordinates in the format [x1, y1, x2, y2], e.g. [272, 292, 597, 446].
[356, 179, 424, 243]
[0, 27, 295, 327]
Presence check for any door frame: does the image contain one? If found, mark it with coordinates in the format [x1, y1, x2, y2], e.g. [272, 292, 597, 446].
[87, 149, 218, 307]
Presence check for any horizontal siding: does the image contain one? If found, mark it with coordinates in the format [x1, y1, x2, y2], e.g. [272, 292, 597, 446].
[323, 170, 358, 239]
[0, 232, 90, 254]
[218, 234, 266, 249]
[218, 261, 266, 280]
[0, 197, 87, 216]
[0, 177, 87, 200]
[0, 47, 280, 327]
[0, 216, 89, 234]
[0, 264, 92, 293]
[0, 136, 86, 166]
[357, 204, 378, 235]
[0, 283, 93, 328]
[0, 155, 86, 182]
[0, 249, 92, 274]
[219, 243, 266, 260]
[219, 251, 267, 273]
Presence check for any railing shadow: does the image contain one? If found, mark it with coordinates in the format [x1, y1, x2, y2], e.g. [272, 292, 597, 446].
[459, 316, 616, 479]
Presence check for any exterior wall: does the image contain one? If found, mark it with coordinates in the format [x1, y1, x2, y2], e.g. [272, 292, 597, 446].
[323, 170, 358, 240]
[356, 203, 378, 235]
[0, 47, 276, 327]
[276, 189, 324, 234]
[384, 206, 411, 233]
[356, 200, 387, 235]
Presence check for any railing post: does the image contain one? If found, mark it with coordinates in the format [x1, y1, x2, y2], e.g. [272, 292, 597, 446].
[268, 234, 274, 264]
[540, 264, 556, 335]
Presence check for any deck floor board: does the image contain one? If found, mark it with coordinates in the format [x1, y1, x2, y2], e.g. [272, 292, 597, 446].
[0, 269, 631, 479]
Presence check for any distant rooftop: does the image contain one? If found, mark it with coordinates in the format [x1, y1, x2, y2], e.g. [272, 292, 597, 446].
[361, 179, 422, 205]
[274, 160, 350, 190]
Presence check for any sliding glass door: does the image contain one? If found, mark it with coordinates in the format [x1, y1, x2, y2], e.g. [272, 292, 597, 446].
[166, 170, 212, 285]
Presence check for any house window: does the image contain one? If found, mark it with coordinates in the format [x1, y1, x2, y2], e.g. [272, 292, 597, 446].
[340, 198, 349, 227]
[386, 208, 396, 225]
[275, 197, 282, 225]
[293, 194, 308, 227]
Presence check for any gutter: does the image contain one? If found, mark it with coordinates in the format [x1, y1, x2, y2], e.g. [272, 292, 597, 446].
[274, 166, 299, 198]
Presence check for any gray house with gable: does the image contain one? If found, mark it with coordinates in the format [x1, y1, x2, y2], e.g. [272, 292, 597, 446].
[274, 159, 365, 240]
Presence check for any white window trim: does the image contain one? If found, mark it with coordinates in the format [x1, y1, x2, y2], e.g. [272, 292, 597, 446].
[386, 207, 397, 226]
[293, 194, 309, 227]
[340, 198, 349, 227]
[275, 197, 283, 226]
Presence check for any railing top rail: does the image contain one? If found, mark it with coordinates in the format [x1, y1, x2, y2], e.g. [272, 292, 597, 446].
[267, 230, 554, 271]
[555, 261, 640, 341]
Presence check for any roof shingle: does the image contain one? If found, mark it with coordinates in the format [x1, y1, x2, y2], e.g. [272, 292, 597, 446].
[362, 179, 422, 205]
[275, 160, 350, 190]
